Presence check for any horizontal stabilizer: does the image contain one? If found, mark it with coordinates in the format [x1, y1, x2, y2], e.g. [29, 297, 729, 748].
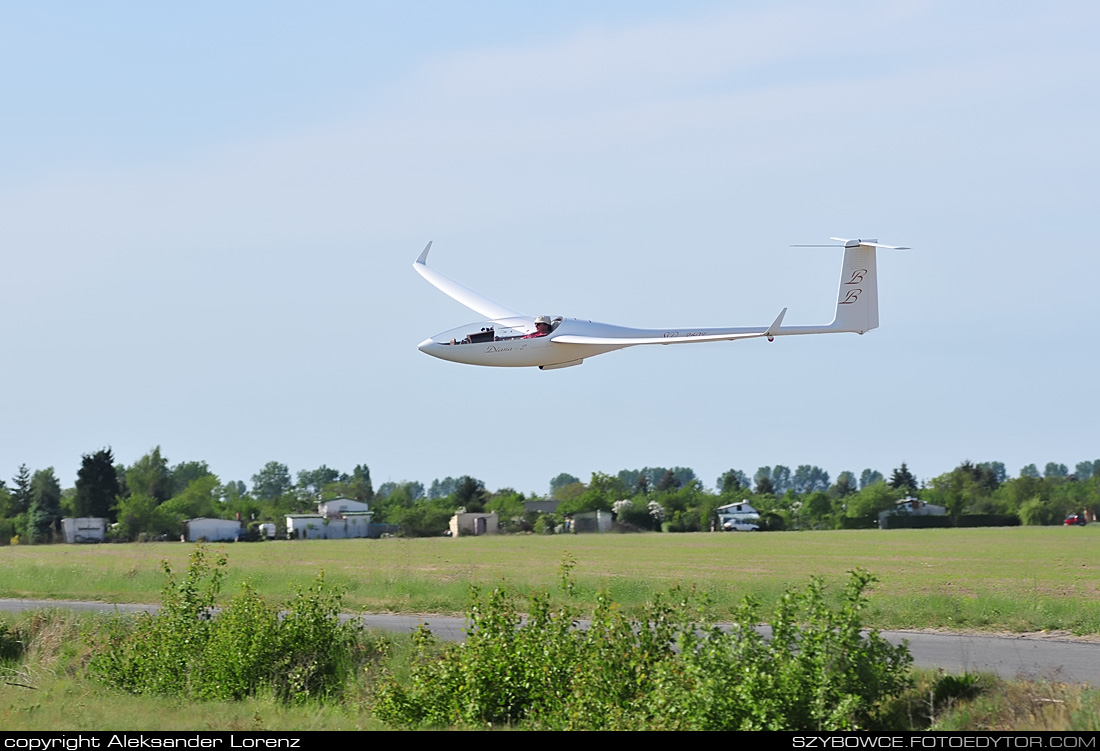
[829, 237, 911, 250]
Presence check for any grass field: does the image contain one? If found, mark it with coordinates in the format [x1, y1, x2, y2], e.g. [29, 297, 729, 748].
[1, 525, 1098, 633]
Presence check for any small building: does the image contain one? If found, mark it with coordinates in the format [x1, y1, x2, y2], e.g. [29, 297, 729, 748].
[185, 517, 242, 542]
[878, 497, 947, 529]
[61, 517, 107, 544]
[286, 512, 373, 540]
[258, 523, 277, 539]
[567, 510, 613, 534]
[449, 512, 499, 537]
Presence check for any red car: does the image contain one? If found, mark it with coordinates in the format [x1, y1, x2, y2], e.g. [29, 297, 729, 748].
[1064, 514, 1087, 526]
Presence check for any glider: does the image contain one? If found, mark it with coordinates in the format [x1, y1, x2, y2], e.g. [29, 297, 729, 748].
[414, 239, 908, 370]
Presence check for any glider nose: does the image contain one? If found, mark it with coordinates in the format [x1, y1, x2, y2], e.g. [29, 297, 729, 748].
[417, 338, 435, 354]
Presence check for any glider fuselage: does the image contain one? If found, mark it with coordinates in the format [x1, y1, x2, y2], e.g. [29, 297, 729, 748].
[419, 317, 775, 368]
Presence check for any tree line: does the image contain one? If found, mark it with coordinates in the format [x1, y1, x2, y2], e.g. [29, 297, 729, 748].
[1, 448, 1097, 543]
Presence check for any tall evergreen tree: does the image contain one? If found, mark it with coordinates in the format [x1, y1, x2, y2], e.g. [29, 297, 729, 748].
[454, 476, 487, 512]
[349, 464, 374, 501]
[10, 464, 31, 516]
[74, 448, 121, 519]
[888, 462, 918, 493]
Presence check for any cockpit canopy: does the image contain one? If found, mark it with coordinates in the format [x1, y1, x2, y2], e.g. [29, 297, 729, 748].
[429, 316, 563, 345]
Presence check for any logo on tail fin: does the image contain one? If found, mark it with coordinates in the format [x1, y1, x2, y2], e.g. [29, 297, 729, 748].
[845, 269, 867, 285]
[839, 289, 862, 305]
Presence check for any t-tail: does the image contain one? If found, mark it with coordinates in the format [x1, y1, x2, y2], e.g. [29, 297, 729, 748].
[779, 238, 909, 337]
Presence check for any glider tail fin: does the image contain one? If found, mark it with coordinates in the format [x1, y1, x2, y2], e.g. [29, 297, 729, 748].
[826, 238, 909, 334]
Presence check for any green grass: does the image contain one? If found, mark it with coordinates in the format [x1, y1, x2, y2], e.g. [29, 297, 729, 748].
[2, 525, 1099, 633]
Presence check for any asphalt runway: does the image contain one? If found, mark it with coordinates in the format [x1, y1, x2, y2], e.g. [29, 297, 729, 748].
[3, 599, 1098, 686]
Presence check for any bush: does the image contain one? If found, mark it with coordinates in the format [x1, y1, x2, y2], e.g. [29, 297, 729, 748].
[374, 568, 912, 730]
[92, 544, 361, 702]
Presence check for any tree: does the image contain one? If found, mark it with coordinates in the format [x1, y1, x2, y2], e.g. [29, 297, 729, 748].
[1043, 462, 1069, 479]
[655, 470, 680, 493]
[754, 473, 775, 496]
[888, 463, 917, 493]
[845, 481, 901, 523]
[1019, 464, 1041, 479]
[376, 481, 424, 500]
[454, 476, 488, 513]
[792, 465, 830, 494]
[803, 491, 834, 528]
[717, 469, 747, 495]
[169, 461, 212, 498]
[669, 467, 697, 488]
[298, 465, 341, 496]
[486, 488, 526, 523]
[859, 469, 883, 489]
[548, 473, 580, 497]
[74, 448, 121, 519]
[348, 464, 374, 501]
[560, 472, 626, 514]
[1074, 460, 1099, 481]
[429, 476, 460, 500]
[833, 471, 857, 498]
[160, 475, 221, 520]
[978, 461, 1007, 485]
[771, 466, 792, 495]
[28, 468, 62, 543]
[115, 493, 180, 541]
[127, 447, 172, 503]
[10, 464, 31, 516]
[221, 480, 248, 501]
[252, 461, 293, 500]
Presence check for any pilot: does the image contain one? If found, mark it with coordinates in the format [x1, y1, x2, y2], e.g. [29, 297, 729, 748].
[523, 315, 553, 338]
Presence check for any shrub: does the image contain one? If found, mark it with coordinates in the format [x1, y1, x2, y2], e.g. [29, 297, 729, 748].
[374, 568, 912, 730]
[92, 544, 360, 702]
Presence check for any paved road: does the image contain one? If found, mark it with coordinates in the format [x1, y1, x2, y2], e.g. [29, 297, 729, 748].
[4, 599, 1098, 686]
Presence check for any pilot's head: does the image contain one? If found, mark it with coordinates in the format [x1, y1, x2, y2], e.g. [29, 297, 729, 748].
[534, 315, 552, 332]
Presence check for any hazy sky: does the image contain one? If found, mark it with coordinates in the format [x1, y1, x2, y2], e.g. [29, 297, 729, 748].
[3, 1, 1097, 496]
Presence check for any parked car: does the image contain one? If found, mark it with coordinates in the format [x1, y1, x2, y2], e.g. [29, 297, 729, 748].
[1064, 514, 1087, 526]
[722, 520, 760, 532]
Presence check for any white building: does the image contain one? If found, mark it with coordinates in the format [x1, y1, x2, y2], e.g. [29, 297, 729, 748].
[61, 517, 107, 543]
[185, 518, 242, 542]
[287, 512, 373, 540]
[449, 512, 499, 537]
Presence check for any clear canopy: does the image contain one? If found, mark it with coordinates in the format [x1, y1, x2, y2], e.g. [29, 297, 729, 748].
[430, 316, 561, 344]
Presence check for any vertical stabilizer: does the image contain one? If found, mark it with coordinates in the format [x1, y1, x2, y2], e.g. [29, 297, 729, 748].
[830, 239, 880, 333]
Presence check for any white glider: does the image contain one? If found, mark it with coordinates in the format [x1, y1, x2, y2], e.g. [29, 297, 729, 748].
[414, 239, 908, 370]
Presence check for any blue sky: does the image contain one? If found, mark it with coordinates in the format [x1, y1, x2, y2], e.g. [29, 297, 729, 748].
[2, 1, 1097, 496]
